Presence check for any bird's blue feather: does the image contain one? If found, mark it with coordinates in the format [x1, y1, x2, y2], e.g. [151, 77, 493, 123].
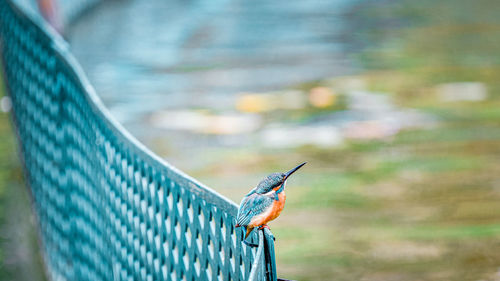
[236, 193, 274, 227]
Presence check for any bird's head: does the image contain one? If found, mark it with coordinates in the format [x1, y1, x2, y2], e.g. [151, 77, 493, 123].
[255, 162, 306, 194]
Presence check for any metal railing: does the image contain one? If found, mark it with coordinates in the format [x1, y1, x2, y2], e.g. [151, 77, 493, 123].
[0, 1, 277, 280]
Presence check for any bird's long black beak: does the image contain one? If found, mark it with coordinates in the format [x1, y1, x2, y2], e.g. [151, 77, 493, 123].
[284, 162, 307, 179]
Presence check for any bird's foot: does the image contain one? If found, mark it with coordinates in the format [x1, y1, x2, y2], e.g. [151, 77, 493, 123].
[243, 240, 258, 248]
[259, 225, 276, 241]
[258, 224, 270, 230]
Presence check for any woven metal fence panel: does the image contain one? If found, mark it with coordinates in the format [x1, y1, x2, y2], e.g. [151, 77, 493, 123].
[0, 1, 277, 280]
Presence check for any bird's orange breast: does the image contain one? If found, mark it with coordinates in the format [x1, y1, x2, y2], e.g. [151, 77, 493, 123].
[249, 191, 286, 227]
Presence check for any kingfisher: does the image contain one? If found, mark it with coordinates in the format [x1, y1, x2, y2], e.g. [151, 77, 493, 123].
[235, 162, 306, 247]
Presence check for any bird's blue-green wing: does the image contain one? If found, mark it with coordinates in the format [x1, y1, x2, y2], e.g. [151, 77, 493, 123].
[236, 193, 273, 226]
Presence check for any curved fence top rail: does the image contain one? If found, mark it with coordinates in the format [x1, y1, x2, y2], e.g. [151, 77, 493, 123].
[0, 1, 277, 280]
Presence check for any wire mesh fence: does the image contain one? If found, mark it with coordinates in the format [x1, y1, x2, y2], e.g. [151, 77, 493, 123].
[0, 1, 277, 280]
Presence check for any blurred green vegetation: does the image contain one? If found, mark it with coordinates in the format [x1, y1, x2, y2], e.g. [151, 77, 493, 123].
[281, 0, 500, 279]
[193, 0, 500, 280]
[0, 75, 46, 280]
[0, 77, 9, 280]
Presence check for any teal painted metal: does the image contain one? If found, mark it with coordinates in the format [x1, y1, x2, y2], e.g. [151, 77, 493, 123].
[0, 1, 277, 280]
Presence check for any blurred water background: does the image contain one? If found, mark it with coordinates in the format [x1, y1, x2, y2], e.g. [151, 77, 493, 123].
[2, 0, 500, 280]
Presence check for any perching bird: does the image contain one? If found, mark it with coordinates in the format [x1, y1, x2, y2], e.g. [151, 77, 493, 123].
[235, 162, 306, 247]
